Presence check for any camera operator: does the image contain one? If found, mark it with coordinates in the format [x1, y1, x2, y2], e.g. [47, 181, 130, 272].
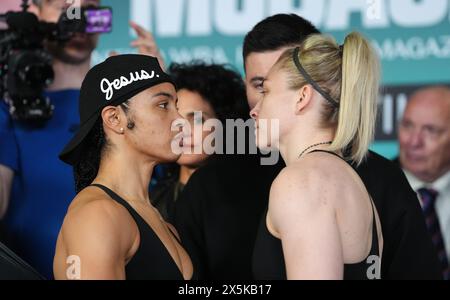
[0, 0, 159, 279]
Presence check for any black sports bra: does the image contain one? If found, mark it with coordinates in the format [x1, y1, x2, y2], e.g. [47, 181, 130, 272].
[90, 184, 185, 280]
[252, 150, 380, 280]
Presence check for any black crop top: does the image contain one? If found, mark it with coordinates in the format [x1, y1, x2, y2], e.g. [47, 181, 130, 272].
[252, 150, 380, 280]
[90, 184, 185, 280]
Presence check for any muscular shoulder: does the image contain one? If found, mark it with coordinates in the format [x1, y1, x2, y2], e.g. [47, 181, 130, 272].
[268, 155, 345, 231]
[271, 154, 343, 200]
[60, 187, 137, 258]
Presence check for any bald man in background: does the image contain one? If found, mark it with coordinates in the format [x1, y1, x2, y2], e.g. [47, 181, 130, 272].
[397, 86, 450, 280]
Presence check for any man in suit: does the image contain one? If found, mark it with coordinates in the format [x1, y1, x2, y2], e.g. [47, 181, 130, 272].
[396, 86, 450, 280]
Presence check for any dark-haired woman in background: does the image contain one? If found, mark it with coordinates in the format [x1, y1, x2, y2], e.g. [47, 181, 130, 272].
[151, 62, 249, 221]
[53, 55, 193, 280]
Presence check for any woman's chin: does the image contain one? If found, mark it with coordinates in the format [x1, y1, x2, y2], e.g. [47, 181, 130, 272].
[177, 153, 209, 166]
[255, 140, 273, 152]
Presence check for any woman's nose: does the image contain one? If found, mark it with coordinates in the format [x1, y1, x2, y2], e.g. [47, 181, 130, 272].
[250, 102, 260, 120]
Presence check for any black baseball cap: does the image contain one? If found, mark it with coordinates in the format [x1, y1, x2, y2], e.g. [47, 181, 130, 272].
[59, 54, 174, 165]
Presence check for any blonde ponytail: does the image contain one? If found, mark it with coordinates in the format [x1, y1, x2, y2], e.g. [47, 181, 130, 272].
[329, 32, 380, 165]
[275, 32, 380, 165]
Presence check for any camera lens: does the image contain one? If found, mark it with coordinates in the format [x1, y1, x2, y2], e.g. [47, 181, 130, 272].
[15, 51, 54, 88]
[22, 63, 54, 87]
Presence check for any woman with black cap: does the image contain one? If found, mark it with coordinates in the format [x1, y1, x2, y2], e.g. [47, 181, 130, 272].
[53, 54, 193, 280]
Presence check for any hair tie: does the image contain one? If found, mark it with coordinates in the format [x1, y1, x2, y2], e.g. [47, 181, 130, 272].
[292, 47, 340, 109]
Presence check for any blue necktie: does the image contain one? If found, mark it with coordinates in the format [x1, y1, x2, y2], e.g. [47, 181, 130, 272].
[418, 188, 450, 280]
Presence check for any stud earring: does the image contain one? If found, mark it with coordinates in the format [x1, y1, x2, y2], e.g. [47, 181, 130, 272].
[120, 128, 124, 133]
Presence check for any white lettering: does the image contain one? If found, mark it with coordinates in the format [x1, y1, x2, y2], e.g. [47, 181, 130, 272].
[66, 255, 81, 280]
[166, 46, 229, 64]
[130, 0, 151, 36]
[373, 36, 450, 60]
[130, 0, 450, 37]
[154, 0, 184, 37]
[66, 0, 81, 20]
[382, 94, 394, 135]
[390, 0, 448, 27]
[187, 0, 212, 36]
[268, 0, 325, 27]
[366, 255, 381, 279]
[325, 0, 389, 30]
[100, 70, 156, 100]
[214, 0, 264, 35]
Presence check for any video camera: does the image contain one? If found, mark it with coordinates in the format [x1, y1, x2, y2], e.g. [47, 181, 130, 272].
[0, 0, 112, 123]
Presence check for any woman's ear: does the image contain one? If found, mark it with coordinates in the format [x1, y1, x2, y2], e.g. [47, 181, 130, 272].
[102, 106, 124, 134]
[295, 85, 313, 115]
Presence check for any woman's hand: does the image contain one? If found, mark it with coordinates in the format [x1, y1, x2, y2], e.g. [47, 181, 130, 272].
[129, 21, 166, 70]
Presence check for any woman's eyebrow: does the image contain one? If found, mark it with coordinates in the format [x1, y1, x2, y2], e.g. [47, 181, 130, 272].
[184, 111, 211, 118]
[151, 92, 175, 100]
[251, 76, 265, 84]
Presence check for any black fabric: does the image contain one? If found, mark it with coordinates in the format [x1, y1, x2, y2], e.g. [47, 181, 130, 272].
[252, 150, 380, 280]
[59, 54, 173, 165]
[151, 177, 178, 222]
[392, 157, 401, 167]
[151, 165, 183, 222]
[174, 153, 283, 279]
[90, 184, 184, 280]
[0, 241, 44, 280]
[173, 150, 442, 280]
[358, 154, 442, 279]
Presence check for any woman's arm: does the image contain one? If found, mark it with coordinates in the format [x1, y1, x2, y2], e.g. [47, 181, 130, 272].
[268, 167, 344, 280]
[54, 200, 133, 280]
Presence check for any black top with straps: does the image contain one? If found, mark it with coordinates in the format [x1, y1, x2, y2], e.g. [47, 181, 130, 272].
[90, 184, 184, 280]
[252, 150, 380, 280]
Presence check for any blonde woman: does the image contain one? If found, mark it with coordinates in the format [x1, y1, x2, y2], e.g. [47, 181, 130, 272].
[251, 32, 383, 280]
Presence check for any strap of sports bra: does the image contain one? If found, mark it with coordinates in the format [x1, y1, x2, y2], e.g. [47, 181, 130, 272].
[89, 183, 182, 244]
[90, 184, 134, 211]
[369, 200, 380, 257]
[308, 149, 348, 163]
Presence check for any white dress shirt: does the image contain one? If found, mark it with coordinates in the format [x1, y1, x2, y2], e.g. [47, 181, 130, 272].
[403, 169, 450, 261]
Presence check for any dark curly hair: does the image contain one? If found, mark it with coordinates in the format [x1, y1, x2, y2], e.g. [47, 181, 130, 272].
[73, 101, 131, 193]
[168, 62, 249, 121]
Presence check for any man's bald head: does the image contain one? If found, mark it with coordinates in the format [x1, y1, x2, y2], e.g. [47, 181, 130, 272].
[399, 86, 450, 182]
[408, 86, 450, 108]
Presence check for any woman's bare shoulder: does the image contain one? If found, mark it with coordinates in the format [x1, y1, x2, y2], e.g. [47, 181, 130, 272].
[61, 186, 137, 250]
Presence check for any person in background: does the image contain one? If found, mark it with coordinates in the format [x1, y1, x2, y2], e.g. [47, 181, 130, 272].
[151, 62, 248, 221]
[397, 86, 450, 280]
[173, 14, 442, 279]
